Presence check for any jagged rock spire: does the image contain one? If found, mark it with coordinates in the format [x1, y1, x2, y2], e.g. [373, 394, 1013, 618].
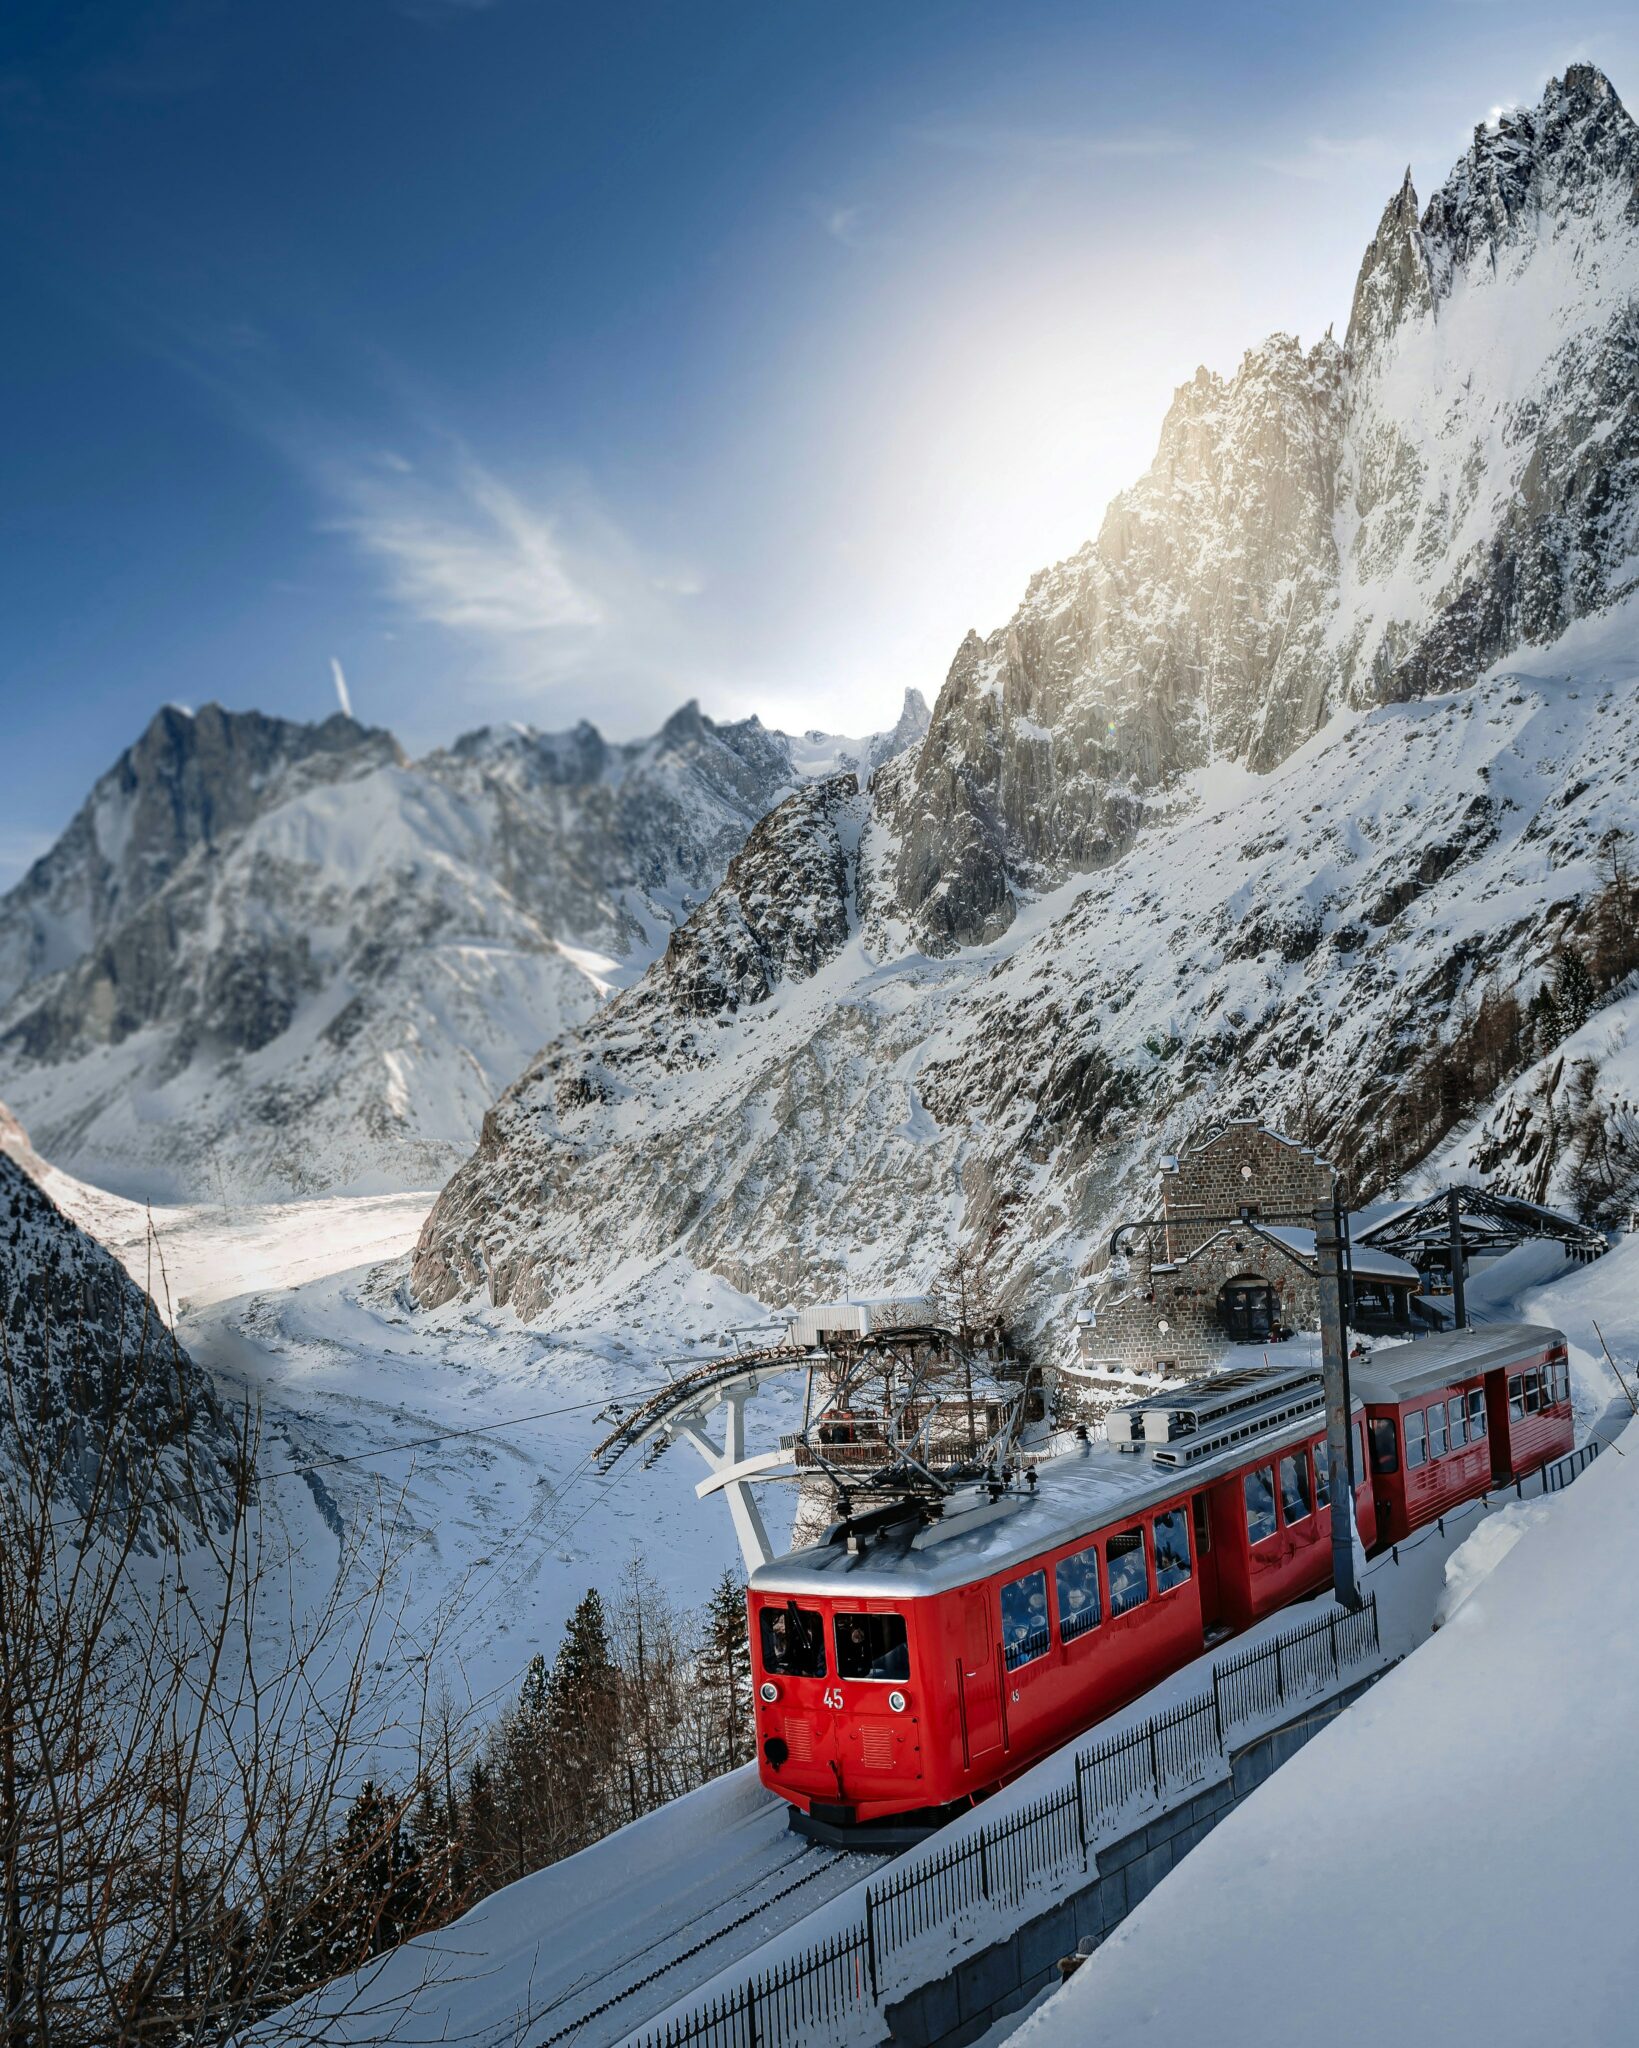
[1345, 164, 1429, 362]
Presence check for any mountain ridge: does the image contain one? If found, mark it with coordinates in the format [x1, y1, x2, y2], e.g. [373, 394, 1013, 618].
[0, 690, 928, 1199]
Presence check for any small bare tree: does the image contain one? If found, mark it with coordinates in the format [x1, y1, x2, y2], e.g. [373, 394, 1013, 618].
[0, 1276, 472, 2047]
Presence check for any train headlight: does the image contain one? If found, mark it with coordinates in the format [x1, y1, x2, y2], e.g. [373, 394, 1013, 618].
[887, 1690, 908, 1714]
[758, 1681, 779, 1704]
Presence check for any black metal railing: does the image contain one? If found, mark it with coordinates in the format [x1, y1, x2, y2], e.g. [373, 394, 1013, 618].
[630, 1431, 1608, 2048]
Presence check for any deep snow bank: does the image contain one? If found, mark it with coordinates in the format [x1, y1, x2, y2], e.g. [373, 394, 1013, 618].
[1014, 1328, 1639, 2047]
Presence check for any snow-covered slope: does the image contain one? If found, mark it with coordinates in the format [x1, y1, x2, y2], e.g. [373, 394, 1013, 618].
[414, 611, 1639, 1332]
[1012, 1241, 1639, 2048]
[413, 67, 1639, 1344]
[0, 693, 928, 1201]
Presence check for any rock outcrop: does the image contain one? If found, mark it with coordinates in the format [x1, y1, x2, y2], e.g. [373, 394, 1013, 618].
[0, 1107, 237, 1542]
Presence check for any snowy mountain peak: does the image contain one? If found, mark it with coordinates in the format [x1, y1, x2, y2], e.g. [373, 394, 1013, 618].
[0, 684, 925, 1199]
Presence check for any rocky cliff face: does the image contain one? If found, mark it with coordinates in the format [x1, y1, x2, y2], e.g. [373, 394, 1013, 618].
[0, 1106, 236, 1543]
[414, 775, 865, 1315]
[880, 63, 1639, 956]
[411, 67, 1639, 1346]
[0, 695, 926, 1199]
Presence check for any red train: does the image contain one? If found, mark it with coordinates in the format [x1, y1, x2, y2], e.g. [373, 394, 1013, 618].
[749, 1323, 1571, 1830]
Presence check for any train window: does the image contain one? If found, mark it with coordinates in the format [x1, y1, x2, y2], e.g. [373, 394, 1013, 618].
[1313, 1440, 1331, 1510]
[1355, 1420, 1368, 1491]
[1191, 1492, 1213, 1554]
[1523, 1371, 1543, 1416]
[1468, 1388, 1487, 1439]
[760, 1604, 826, 1678]
[1427, 1404, 1447, 1460]
[1243, 1467, 1277, 1545]
[1279, 1453, 1313, 1525]
[1106, 1530, 1150, 1615]
[835, 1612, 909, 1681]
[1369, 1417, 1399, 1474]
[1154, 1509, 1192, 1592]
[1448, 1396, 1467, 1449]
[1000, 1571, 1050, 1670]
[1508, 1374, 1525, 1421]
[1557, 1362, 1571, 1403]
[1055, 1547, 1102, 1642]
[1404, 1411, 1427, 1470]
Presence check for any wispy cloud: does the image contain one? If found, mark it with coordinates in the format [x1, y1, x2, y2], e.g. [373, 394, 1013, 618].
[331, 451, 603, 638]
[816, 201, 870, 247]
[905, 119, 1192, 166]
[1254, 132, 1397, 182]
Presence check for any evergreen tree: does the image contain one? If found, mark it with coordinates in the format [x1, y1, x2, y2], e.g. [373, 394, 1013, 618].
[461, 1755, 503, 1896]
[545, 1589, 621, 1852]
[699, 1570, 753, 1775]
[1555, 945, 1597, 1035]
[310, 1780, 426, 1976]
[1527, 981, 1561, 1055]
[496, 1651, 555, 1876]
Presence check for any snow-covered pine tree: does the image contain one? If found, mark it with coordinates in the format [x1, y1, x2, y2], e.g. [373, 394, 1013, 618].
[1555, 946, 1597, 1036]
[544, 1589, 621, 1854]
[309, 1780, 427, 1977]
[698, 1569, 752, 1776]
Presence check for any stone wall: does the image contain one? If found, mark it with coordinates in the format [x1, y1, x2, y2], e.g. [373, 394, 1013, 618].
[1084, 1228, 1321, 1379]
[1162, 1120, 1336, 1262]
[1075, 1121, 1336, 1392]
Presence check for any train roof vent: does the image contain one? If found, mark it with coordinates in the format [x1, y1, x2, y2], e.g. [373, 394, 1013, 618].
[1105, 1364, 1322, 1449]
[1142, 1363, 1321, 1441]
[1149, 1382, 1326, 1466]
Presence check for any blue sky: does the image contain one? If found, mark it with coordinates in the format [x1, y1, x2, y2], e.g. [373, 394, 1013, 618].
[2, 0, 1635, 882]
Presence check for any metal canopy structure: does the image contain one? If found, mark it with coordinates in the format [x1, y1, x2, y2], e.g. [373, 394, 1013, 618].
[1356, 1186, 1606, 1276]
[591, 1322, 1035, 1573]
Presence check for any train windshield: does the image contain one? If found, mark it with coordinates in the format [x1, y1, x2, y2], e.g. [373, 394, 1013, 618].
[835, 1612, 909, 1681]
[759, 1603, 827, 1677]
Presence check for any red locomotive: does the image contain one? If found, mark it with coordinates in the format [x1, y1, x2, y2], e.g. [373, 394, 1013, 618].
[748, 1323, 1571, 1830]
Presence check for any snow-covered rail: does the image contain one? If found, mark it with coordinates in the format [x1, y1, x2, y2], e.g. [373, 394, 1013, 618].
[253, 1758, 891, 2048]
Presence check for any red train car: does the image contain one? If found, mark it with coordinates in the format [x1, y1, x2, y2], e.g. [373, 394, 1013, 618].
[1354, 1323, 1572, 1545]
[749, 1363, 1375, 1829]
[749, 1323, 1575, 1831]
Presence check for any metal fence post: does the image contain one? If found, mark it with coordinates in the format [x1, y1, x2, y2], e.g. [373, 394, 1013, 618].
[1211, 1666, 1223, 1747]
[1148, 1719, 1160, 1794]
[978, 1831, 990, 1901]
[745, 1979, 759, 2048]
[1327, 1609, 1339, 1676]
[1274, 1636, 1285, 1703]
[864, 1890, 878, 2000]
[1074, 1755, 1089, 1867]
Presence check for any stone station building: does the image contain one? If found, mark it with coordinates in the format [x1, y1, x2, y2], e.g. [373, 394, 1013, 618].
[1072, 1122, 1419, 1404]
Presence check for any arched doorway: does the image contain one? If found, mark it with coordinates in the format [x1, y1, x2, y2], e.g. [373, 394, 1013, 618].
[1218, 1276, 1276, 1343]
